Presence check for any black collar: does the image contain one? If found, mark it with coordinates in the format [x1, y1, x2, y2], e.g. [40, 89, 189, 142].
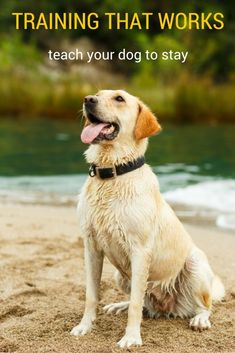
[89, 156, 145, 180]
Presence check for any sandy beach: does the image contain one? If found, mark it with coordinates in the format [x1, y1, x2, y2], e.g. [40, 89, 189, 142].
[0, 203, 234, 353]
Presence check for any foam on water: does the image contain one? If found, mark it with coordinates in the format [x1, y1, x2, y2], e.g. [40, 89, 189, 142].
[0, 174, 86, 194]
[0, 175, 85, 205]
[0, 165, 234, 231]
[216, 215, 235, 231]
[164, 179, 235, 213]
[164, 179, 235, 231]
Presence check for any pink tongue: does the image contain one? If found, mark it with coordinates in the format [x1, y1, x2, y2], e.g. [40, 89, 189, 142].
[81, 123, 109, 144]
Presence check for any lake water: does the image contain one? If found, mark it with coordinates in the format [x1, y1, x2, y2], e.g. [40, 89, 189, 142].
[0, 118, 235, 231]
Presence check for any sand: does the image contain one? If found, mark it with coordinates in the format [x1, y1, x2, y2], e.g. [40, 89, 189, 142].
[0, 204, 234, 353]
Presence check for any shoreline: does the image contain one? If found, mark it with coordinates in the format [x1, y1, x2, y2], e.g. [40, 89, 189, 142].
[1, 196, 234, 233]
[1, 203, 234, 353]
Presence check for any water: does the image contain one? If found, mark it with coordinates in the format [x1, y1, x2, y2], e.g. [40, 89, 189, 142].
[0, 118, 235, 230]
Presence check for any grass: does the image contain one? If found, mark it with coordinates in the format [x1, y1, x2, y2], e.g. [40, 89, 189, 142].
[0, 35, 235, 123]
[0, 69, 235, 123]
[0, 33, 234, 123]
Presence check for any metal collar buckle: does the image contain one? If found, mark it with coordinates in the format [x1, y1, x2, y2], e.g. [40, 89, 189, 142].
[96, 165, 117, 179]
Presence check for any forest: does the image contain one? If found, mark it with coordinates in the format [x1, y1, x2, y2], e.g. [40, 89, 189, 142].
[0, 0, 234, 123]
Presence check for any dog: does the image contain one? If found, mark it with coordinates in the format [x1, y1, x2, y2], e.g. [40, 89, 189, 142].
[70, 90, 225, 348]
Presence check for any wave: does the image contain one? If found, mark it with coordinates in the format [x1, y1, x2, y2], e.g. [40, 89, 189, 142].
[0, 168, 234, 231]
[0, 175, 85, 205]
[164, 179, 235, 213]
[164, 179, 235, 231]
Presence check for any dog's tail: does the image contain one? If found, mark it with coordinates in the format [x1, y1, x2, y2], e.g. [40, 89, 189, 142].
[212, 275, 225, 302]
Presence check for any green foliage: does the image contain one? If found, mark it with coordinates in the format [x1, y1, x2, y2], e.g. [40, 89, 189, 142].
[133, 34, 186, 86]
[0, 34, 41, 71]
[174, 79, 235, 123]
[0, 0, 234, 80]
[0, 1, 234, 122]
[0, 69, 91, 119]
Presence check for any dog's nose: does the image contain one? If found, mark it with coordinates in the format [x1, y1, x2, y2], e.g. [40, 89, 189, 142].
[84, 95, 98, 104]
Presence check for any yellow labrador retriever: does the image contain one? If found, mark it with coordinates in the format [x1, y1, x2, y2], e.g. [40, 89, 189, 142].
[71, 90, 224, 348]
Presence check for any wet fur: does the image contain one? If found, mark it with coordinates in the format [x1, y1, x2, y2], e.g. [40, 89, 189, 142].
[71, 90, 225, 347]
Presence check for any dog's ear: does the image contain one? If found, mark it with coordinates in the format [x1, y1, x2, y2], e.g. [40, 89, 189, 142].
[134, 103, 161, 140]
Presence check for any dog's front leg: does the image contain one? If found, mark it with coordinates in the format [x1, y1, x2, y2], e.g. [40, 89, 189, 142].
[117, 248, 150, 348]
[71, 236, 103, 336]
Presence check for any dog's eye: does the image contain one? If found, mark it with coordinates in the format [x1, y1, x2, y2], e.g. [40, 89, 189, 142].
[115, 95, 125, 102]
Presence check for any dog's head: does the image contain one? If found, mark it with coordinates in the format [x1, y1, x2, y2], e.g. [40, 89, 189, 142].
[81, 90, 161, 145]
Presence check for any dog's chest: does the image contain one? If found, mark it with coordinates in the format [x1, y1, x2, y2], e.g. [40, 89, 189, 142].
[85, 179, 133, 272]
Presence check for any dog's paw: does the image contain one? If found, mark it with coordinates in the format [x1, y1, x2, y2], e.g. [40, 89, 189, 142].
[103, 301, 129, 315]
[70, 322, 92, 336]
[189, 313, 211, 331]
[117, 333, 142, 348]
